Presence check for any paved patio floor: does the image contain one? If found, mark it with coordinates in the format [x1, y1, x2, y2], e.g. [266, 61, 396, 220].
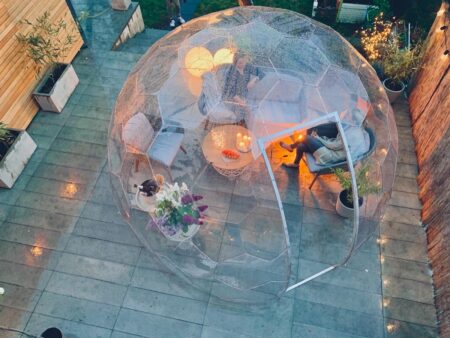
[0, 6, 439, 338]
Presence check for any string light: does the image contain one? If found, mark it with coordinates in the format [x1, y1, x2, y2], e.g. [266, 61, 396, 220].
[358, 15, 392, 61]
[439, 6, 449, 57]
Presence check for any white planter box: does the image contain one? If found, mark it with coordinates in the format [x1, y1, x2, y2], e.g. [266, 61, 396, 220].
[33, 63, 79, 113]
[0, 131, 37, 189]
[337, 3, 371, 23]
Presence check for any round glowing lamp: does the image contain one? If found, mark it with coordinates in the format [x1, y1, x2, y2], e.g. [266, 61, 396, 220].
[213, 48, 234, 66]
[184, 47, 214, 77]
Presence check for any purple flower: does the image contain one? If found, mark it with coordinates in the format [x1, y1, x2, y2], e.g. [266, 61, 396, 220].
[181, 194, 194, 205]
[166, 227, 177, 236]
[146, 219, 158, 230]
[182, 214, 197, 225]
[192, 194, 203, 202]
[197, 205, 208, 213]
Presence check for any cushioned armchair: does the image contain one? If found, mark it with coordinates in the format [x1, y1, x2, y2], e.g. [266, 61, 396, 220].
[122, 112, 186, 180]
[304, 127, 376, 189]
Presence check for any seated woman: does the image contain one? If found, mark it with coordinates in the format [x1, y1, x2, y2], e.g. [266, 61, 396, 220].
[280, 123, 369, 168]
[222, 53, 264, 118]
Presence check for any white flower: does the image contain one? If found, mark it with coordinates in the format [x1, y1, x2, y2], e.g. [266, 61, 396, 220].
[181, 182, 188, 192]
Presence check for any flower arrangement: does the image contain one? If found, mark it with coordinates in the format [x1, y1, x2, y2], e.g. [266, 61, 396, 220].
[154, 182, 208, 237]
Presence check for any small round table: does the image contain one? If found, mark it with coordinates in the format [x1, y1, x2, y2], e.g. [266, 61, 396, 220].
[202, 125, 254, 178]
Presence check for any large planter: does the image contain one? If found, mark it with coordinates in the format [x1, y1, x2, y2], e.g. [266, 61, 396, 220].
[33, 63, 79, 113]
[383, 78, 405, 103]
[0, 130, 37, 189]
[111, 0, 131, 10]
[336, 190, 363, 218]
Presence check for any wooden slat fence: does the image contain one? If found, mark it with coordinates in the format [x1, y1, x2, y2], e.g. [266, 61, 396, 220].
[0, 0, 83, 130]
[408, 1, 450, 336]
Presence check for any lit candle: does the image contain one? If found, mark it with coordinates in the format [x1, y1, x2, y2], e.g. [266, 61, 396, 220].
[239, 141, 245, 151]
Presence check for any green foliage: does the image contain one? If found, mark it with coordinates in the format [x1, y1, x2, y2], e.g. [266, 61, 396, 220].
[137, 0, 170, 28]
[381, 36, 423, 84]
[390, 0, 441, 33]
[193, 0, 236, 18]
[193, 0, 314, 19]
[0, 123, 11, 142]
[367, 0, 392, 23]
[333, 162, 381, 205]
[16, 11, 76, 77]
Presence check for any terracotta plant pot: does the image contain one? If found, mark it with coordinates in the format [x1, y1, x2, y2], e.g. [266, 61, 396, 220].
[383, 78, 405, 103]
[336, 190, 363, 218]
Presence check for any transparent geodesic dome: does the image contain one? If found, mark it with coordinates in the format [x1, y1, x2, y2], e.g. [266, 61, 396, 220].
[108, 6, 397, 303]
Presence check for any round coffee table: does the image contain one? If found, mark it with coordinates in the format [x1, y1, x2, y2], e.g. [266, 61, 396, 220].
[202, 125, 254, 178]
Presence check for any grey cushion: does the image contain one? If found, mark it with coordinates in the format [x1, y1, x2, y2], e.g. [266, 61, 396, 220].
[147, 131, 184, 167]
[122, 112, 154, 153]
[305, 153, 325, 173]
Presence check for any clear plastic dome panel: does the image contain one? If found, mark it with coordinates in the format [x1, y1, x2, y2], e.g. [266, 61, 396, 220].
[108, 6, 398, 303]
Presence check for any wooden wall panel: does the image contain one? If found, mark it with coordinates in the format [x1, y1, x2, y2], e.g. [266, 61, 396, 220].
[409, 2, 450, 124]
[408, 2, 450, 336]
[0, 0, 83, 130]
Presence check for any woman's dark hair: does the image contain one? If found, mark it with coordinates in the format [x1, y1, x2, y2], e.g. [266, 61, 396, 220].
[233, 52, 248, 65]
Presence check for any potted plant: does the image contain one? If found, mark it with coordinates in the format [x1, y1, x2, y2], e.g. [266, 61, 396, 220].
[16, 11, 79, 113]
[381, 37, 423, 103]
[0, 122, 37, 189]
[150, 181, 208, 241]
[333, 162, 381, 218]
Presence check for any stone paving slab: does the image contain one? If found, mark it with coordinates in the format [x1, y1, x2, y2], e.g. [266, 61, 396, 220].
[115, 308, 203, 338]
[34, 291, 120, 328]
[293, 299, 384, 338]
[379, 99, 438, 337]
[25, 312, 112, 338]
